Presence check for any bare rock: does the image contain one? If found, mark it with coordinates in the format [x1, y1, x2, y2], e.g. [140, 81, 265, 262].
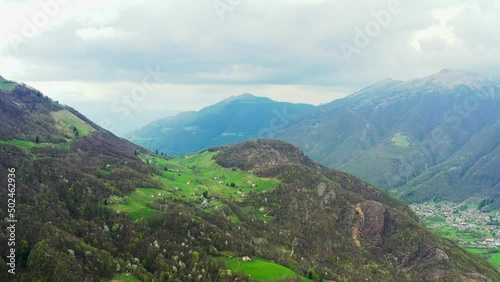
[359, 200, 386, 247]
[419, 244, 449, 265]
[461, 273, 492, 282]
[425, 268, 448, 281]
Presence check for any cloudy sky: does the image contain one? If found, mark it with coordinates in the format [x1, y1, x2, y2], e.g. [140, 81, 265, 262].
[1, 0, 499, 135]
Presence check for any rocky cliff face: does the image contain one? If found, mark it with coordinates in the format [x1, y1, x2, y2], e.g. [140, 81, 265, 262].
[357, 200, 386, 247]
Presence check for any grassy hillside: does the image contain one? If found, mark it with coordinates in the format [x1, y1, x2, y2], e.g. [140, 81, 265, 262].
[52, 109, 96, 138]
[0, 81, 18, 91]
[108, 151, 279, 221]
[0, 83, 96, 143]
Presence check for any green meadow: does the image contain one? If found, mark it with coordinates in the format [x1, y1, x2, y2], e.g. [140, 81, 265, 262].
[110, 188, 164, 220]
[0, 81, 18, 91]
[52, 109, 96, 137]
[108, 151, 279, 221]
[110, 273, 141, 282]
[0, 139, 71, 150]
[152, 151, 278, 201]
[391, 133, 411, 147]
[466, 248, 500, 267]
[221, 257, 311, 282]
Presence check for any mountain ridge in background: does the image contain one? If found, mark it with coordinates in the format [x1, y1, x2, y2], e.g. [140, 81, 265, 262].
[125, 93, 315, 156]
[277, 69, 500, 205]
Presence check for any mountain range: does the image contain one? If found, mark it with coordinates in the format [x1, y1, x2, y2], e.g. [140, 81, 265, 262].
[126, 94, 314, 156]
[128, 70, 500, 207]
[1, 77, 498, 281]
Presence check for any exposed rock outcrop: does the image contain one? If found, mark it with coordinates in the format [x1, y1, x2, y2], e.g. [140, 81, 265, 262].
[358, 200, 386, 247]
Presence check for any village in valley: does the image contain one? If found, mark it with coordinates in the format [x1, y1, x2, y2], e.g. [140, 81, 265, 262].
[410, 202, 500, 250]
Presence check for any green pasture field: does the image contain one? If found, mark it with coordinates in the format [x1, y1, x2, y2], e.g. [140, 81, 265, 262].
[108, 151, 279, 221]
[221, 257, 311, 282]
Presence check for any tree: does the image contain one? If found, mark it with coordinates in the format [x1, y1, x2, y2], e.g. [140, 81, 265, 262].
[479, 198, 494, 210]
[230, 182, 236, 187]
[203, 191, 209, 199]
[18, 240, 31, 268]
[35, 136, 40, 144]
[192, 251, 200, 262]
[307, 267, 320, 281]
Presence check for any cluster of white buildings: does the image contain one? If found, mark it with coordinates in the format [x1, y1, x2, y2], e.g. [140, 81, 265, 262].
[410, 202, 500, 249]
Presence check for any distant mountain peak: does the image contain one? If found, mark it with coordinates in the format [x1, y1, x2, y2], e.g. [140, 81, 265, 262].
[435, 68, 483, 77]
[0, 75, 7, 82]
[350, 77, 403, 97]
[409, 69, 489, 89]
[368, 77, 403, 88]
[221, 93, 272, 104]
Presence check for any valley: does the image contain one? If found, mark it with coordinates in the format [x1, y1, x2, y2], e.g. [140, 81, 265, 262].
[411, 201, 500, 268]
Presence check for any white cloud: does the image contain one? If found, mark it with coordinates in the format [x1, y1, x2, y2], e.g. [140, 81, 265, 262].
[0, 0, 499, 134]
[411, 5, 465, 51]
[27, 80, 344, 110]
[0, 56, 26, 78]
[76, 26, 128, 41]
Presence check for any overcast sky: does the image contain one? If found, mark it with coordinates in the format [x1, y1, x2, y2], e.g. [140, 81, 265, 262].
[1, 0, 499, 135]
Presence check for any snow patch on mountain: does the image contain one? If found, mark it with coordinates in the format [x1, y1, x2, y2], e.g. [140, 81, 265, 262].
[406, 69, 490, 90]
